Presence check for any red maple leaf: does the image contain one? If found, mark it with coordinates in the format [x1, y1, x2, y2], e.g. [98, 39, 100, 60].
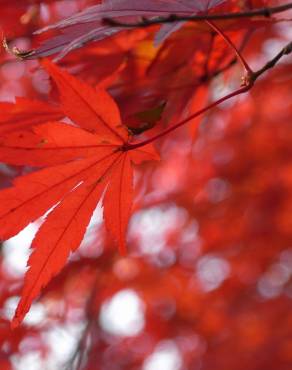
[0, 60, 158, 327]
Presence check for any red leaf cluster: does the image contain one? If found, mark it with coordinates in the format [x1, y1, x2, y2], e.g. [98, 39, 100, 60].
[0, 1, 291, 369]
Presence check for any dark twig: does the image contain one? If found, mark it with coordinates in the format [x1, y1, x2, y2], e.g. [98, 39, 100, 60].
[103, 3, 292, 28]
[252, 41, 292, 81]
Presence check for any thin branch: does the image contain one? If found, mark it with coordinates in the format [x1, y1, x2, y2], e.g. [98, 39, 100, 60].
[124, 85, 250, 150]
[209, 29, 253, 80]
[252, 41, 292, 80]
[123, 41, 292, 151]
[64, 271, 100, 370]
[103, 3, 292, 28]
[205, 20, 253, 74]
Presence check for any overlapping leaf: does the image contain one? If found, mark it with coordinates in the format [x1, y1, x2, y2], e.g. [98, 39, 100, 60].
[24, 0, 225, 60]
[0, 98, 63, 135]
[0, 60, 158, 327]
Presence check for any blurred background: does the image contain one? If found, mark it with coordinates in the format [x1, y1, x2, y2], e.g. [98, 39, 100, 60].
[0, 0, 292, 369]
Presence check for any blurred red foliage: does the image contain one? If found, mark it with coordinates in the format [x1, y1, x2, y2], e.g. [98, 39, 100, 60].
[0, 0, 291, 369]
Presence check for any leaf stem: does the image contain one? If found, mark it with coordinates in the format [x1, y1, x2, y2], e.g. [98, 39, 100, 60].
[205, 20, 253, 74]
[124, 85, 250, 150]
[124, 41, 292, 151]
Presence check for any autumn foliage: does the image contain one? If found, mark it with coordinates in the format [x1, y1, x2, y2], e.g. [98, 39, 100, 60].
[0, 1, 292, 369]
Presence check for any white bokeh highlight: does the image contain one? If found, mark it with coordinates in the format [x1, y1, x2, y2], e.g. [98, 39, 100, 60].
[143, 340, 182, 370]
[196, 255, 230, 291]
[3, 224, 38, 277]
[99, 289, 145, 337]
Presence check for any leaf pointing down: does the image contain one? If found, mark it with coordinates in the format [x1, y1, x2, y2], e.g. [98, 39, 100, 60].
[104, 152, 133, 255]
[0, 60, 158, 327]
[12, 178, 106, 328]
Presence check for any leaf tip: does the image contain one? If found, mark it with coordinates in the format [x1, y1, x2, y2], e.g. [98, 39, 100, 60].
[118, 239, 128, 256]
[11, 300, 28, 329]
[11, 315, 22, 330]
